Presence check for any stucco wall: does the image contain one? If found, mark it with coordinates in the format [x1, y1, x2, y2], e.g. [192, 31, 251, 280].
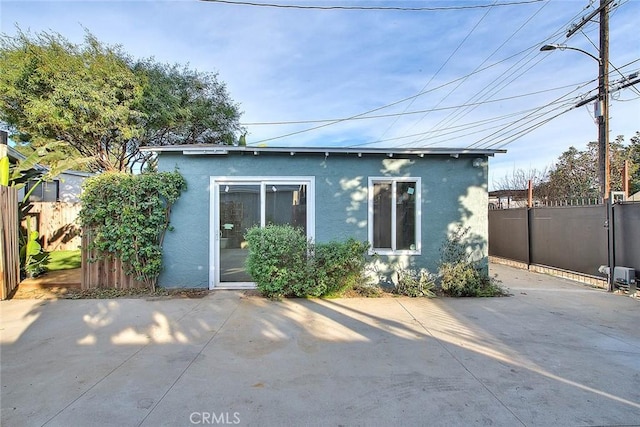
[59, 172, 88, 203]
[157, 151, 488, 288]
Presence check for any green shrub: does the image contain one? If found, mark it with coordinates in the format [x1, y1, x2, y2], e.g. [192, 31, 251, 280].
[244, 225, 370, 298]
[438, 225, 506, 297]
[394, 268, 436, 297]
[314, 238, 370, 296]
[244, 225, 314, 298]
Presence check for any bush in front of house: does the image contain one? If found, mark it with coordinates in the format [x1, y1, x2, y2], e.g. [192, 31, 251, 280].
[314, 238, 370, 297]
[244, 225, 315, 298]
[393, 268, 436, 297]
[437, 225, 506, 297]
[244, 225, 370, 299]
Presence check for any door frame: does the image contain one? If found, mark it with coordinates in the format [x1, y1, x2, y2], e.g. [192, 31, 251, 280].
[209, 176, 315, 289]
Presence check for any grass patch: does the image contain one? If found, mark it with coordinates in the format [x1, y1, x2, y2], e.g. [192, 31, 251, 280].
[46, 250, 81, 271]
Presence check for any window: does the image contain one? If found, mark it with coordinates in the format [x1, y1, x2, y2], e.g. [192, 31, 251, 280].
[368, 177, 421, 255]
[26, 180, 59, 202]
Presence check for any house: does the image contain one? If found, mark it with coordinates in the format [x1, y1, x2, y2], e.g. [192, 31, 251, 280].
[6, 145, 92, 203]
[145, 145, 505, 289]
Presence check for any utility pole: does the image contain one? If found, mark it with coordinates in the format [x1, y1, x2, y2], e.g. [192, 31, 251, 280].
[598, 0, 610, 200]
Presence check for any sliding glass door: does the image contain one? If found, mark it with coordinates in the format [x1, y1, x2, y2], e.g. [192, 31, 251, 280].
[211, 178, 314, 288]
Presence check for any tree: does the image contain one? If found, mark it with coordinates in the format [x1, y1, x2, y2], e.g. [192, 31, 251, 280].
[0, 29, 243, 172]
[537, 134, 639, 201]
[492, 167, 549, 199]
[625, 131, 640, 194]
[0, 29, 143, 172]
[130, 60, 243, 171]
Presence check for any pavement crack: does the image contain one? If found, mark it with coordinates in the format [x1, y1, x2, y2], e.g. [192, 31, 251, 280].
[396, 299, 527, 427]
[136, 296, 241, 427]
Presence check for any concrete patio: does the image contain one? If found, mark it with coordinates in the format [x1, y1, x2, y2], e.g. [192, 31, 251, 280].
[1, 264, 639, 426]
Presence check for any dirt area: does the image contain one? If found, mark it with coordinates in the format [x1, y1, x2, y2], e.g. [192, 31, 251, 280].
[8, 269, 397, 300]
[9, 268, 213, 300]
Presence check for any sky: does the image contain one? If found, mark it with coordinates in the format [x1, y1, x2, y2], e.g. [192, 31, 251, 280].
[1, 0, 639, 189]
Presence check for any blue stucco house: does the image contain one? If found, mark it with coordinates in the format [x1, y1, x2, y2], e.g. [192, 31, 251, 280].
[145, 145, 504, 289]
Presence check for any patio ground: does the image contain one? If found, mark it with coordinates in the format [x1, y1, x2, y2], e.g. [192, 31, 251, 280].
[1, 263, 639, 426]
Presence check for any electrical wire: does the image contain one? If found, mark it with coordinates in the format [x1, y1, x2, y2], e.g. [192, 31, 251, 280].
[248, 43, 558, 145]
[241, 1, 636, 148]
[344, 94, 581, 149]
[397, 0, 550, 144]
[461, 77, 596, 148]
[376, 0, 497, 143]
[411, 1, 588, 146]
[200, 0, 545, 12]
[241, 83, 590, 125]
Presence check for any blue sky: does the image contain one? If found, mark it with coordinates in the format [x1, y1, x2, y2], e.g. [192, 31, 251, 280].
[1, 0, 639, 188]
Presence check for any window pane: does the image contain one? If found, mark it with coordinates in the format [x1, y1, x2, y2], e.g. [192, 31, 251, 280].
[396, 181, 417, 250]
[266, 184, 307, 233]
[373, 183, 392, 249]
[219, 185, 260, 282]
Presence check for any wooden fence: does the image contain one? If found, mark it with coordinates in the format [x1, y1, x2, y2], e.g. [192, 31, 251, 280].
[24, 202, 82, 251]
[1, 186, 20, 300]
[81, 229, 145, 290]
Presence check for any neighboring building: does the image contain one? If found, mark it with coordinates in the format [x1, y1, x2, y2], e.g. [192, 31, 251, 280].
[6, 143, 93, 251]
[145, 145, 504, 289]
[6, 145, 92, 203]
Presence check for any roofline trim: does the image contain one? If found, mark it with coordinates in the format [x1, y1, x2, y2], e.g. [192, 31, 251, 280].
[140, 145, 506, 156]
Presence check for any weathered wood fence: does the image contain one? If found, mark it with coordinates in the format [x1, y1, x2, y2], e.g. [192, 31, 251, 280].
[24, 202, 82, 251]
[81, 229, 145, 290]
[1, 186, 20, 300]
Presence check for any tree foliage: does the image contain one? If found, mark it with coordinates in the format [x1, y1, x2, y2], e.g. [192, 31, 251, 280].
[495, 132, 639, 200]
[79, 171, 186, 289]
[0, 28, 243, 172]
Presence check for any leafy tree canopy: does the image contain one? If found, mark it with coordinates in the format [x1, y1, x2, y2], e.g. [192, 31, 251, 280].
[495, 131, 640, 200]
[0, 28, 243, 172]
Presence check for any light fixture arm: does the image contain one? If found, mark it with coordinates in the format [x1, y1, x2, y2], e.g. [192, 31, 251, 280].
[539, 44, 601, 64]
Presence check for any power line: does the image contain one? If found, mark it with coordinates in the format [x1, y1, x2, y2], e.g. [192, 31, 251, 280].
[241, 83, 589, 125]
[248, 42, 567, 145]
[411, 2, 589, 146]
[399, 0, 550, 144]
[376, 0, 497, 142]
[345, 99, 576, 149]
[200, 0, 545, 12]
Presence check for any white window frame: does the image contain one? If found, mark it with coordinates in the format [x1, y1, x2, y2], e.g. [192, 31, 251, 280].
[367, 177, 421, 256]
[209, 176, 315, 289]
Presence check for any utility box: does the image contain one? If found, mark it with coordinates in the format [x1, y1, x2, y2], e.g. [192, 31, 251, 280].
[613, 267, 636, 295]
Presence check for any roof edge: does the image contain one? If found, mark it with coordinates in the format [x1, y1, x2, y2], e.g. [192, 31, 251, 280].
[140, 144, 506, 156]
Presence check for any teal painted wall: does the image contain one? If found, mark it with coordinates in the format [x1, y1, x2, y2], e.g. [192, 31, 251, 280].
[157, 151, 488, 288]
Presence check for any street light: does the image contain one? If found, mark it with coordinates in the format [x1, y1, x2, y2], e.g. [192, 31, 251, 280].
[540, 44, 601, 64]
[540, 43, 610, 201]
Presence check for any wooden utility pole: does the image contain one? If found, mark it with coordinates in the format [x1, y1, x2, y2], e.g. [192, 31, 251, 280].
[598, 0, 610, 200]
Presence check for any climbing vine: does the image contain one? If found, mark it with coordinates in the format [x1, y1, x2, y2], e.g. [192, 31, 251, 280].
[79, 171, 186, 289]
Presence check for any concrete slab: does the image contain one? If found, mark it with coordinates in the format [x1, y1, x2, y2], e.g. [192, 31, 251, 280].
[1, 264, 639, 426]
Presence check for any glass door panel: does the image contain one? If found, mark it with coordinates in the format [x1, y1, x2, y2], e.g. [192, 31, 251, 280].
[219, 184, 260, 282]
[266, 184, 307, 233]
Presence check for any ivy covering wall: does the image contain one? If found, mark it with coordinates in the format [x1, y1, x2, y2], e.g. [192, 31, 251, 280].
[79, 171, 186, 289]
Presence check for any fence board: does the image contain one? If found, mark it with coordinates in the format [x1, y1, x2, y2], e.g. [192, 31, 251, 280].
[613, 202, 640, 271]
[529, 205, 608, 277]
[1, 186, 20, 300]
[488, 208, 529, 263]
[24, 202, 82, 251]
[81, 229, 146, 290]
